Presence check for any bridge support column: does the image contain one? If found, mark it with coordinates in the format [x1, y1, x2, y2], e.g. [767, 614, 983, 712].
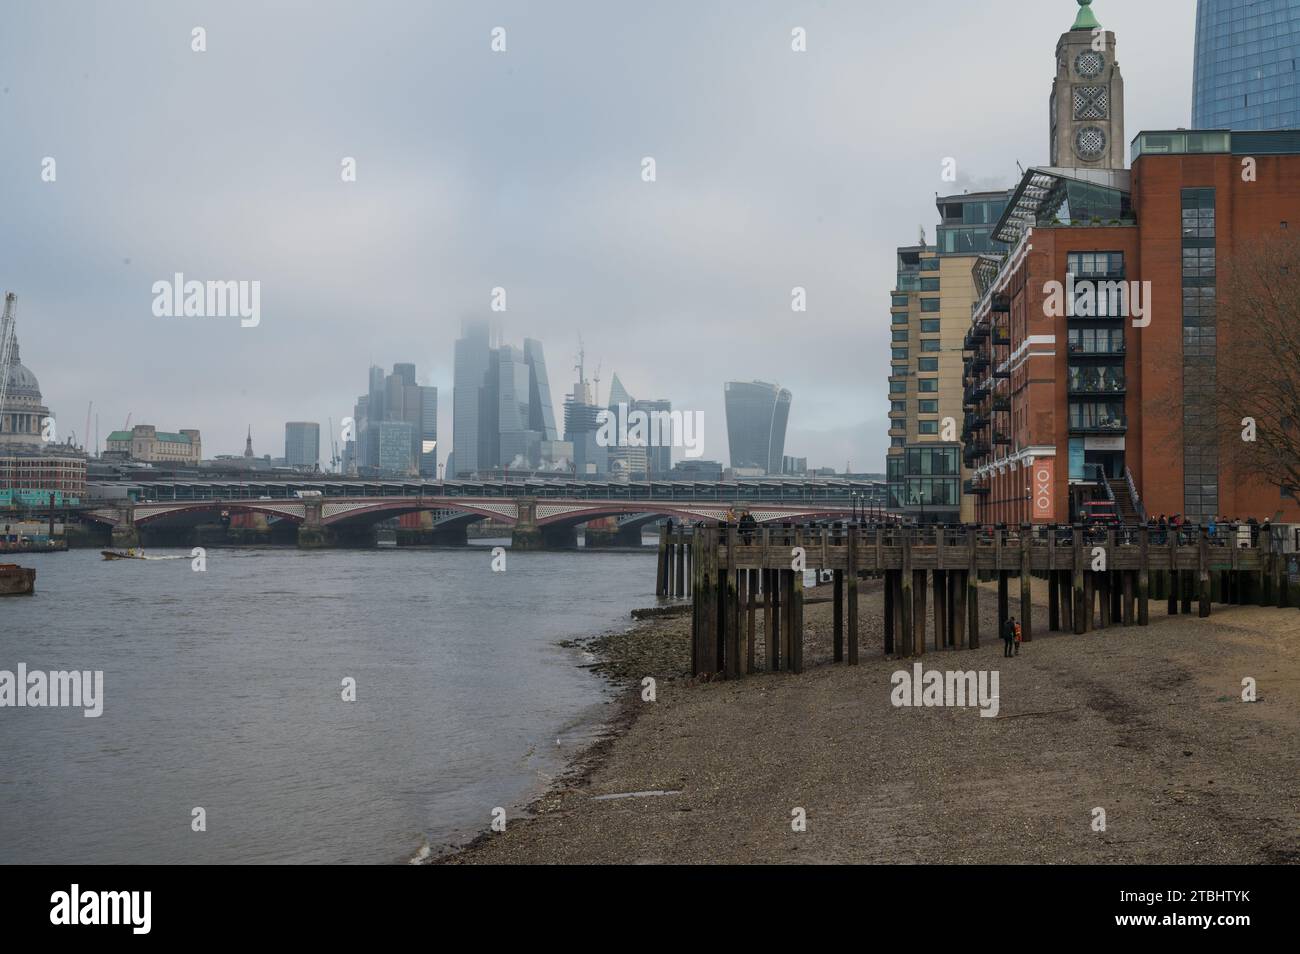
[512, 498, 577, 550]
[111, 524, 140, 548]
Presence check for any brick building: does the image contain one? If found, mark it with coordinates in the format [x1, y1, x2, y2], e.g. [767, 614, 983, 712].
[961, 3, 1300, 526]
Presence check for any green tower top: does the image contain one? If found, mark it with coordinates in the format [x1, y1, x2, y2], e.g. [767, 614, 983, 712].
[1072, 0, 1101, 31]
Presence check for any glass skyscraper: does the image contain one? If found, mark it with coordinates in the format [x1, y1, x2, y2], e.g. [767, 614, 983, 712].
[1193, 0, 1300, 130]
[723, 381, 791, 476]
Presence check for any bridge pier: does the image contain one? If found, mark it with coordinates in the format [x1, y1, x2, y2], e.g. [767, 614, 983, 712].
[511, 524, 578, 550]
[111, 524, 140, 549]
[584, 520, 646, 548]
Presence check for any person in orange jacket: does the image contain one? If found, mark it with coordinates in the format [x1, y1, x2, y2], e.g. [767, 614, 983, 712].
[1014, 618, 1023, 655]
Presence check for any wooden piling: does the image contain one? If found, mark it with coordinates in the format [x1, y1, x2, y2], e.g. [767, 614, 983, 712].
[846, 529, 859, 665]
[933, 570, 947, 652]
[832, 569, 844, 663]
[900, 530, 914, 657]
[967, 530, 980, 649]
[790, 566, 804, 674]
[1198, 527, 1212, 618]
[1020, 525, 1033, 642]
[1138, 527, 1150, 626]
[746, 568, 757, 674]
[914, 569, 928, 658]
[656, 524, 668, 596]
[1049, 569, 1061, 631]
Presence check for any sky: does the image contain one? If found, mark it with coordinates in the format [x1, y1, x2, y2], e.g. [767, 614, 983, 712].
[0, 0, 1197, 473]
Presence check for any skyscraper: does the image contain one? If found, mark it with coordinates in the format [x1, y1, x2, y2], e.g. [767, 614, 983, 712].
[449, 324, 558, 477]
[284, 422, 321, 470]
[351, 364, 436, 477]
[1193, 0, 1300, 131]
[723, 381, 791, 476]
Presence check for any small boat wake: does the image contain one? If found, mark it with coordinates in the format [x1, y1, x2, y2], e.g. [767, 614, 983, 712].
[100, 550, 187, 562]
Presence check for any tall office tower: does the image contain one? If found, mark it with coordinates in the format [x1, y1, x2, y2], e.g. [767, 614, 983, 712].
[607, 373, 632, 410]
[723, 381, 791, 476]
[523, 339, 558, 442]
[1049, 0, 1126, 170]
[564, 370, 606, 476]
[418, 386, 438, 477]
[449, 324, 558, 476]
[451, 321, 491, 477]
[284, 422, 321, 470]
[351, 363, 436, 477]
[1193, 0, 1300, 130]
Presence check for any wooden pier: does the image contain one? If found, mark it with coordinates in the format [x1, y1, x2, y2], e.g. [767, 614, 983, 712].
[655, 523, 1293, 680]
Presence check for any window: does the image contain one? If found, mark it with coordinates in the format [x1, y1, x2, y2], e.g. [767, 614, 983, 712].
[918, 421, 939, 435]
[892, 329, 908, 342]
[1068, 327, 1125, 353]
[1067, 251, 1124, 279]
[918, 358, 939, 372]
[921, 299, 940, 313]
[1069, 400, 1126, 430]
[890, 380, 906, 394]
[921, 339, 941, 353]
[892, 348, 908, 361]
[921, 278, 940, 292]
[891, 295, 909, 307]
[890, 401, 906, 413]
[892, 313, 908, 325]
[918, 400, 939, 414]
[920, 319, 941, 333]
[891, 436, 905, 447]
[920, 258, 940, 271]
[918, 378, 938, 393]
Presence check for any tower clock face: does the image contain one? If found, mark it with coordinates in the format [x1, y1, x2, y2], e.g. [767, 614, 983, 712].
[1076, 51, 1104, 78]
[1076, 126, 1107, 160]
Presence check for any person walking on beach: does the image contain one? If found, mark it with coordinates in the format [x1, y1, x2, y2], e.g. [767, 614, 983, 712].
[1014, 618, 1022, 656]
[1003, 616, 1017, 658]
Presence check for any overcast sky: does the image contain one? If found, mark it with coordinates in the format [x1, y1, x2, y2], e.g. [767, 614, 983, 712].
[0, 0, 1196, 472]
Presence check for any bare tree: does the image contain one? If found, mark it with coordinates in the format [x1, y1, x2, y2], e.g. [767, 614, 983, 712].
[1214, 234, 1300, 502]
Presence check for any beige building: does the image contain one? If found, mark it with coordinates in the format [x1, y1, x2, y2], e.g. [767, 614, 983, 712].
[106, 425, 202, 465]
[886, 192, 1012, 523]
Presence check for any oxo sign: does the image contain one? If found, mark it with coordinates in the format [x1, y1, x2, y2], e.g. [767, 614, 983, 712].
[1033, 460, 1055, 522]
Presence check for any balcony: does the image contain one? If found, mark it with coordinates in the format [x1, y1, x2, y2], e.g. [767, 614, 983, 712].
[991, 328, 1011, 346]
[991, 293, 1011, 313]
[963, 480, 990, 496]
[1067, 343, 1126, 357]
[992, 432, 1012, 446]
[992, 396, 1011, 412]
[993, 367, 1010, 379]
[1068, 417, 1128, 434]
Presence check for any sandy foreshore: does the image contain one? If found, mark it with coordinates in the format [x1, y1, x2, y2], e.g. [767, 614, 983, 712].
[440, 577, 1300, 864]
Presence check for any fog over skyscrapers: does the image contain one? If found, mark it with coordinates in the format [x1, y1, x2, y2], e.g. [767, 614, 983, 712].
[448, 322, 566, 478]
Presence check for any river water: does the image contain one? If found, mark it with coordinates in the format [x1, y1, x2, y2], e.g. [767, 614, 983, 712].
[0, 541, 656, 863]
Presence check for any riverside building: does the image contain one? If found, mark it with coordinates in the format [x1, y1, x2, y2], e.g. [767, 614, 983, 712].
[961, 1, 1300, 526]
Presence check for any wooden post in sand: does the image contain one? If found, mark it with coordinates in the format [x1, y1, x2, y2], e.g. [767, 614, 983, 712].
[1020, 525, 1033, 642]
[656, 523, 668, 596]
[1198, 526, 1212, 618]
[833, 568, 844, 663]
[676, 535, 686, 597]
[746, 568, 757, 675]
[1138, 527, 1150, 626]
[847, 529, 859, 665]
[883, 568, 895, 655]
[967, 528, 980, 649]
[1073, 526, 1086, 634]
[900, 530, 914, 657]
[933, 569, 947, 652]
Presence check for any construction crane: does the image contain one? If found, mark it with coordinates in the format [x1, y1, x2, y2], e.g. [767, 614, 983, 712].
[0, 293, 17, 436]
[328, 416, 341, 473]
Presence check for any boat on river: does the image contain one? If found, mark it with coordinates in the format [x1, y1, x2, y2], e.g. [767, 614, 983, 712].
[0, 563, 36, 595]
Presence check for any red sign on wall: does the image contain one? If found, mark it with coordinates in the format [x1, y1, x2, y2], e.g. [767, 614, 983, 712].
[1032, 459, 1055, 523]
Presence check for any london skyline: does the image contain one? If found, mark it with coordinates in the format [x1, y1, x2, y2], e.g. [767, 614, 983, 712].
[2, 1, 1197, 471]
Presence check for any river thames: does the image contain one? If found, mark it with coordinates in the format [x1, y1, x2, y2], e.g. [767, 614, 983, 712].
[0, 542, 656, 863]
